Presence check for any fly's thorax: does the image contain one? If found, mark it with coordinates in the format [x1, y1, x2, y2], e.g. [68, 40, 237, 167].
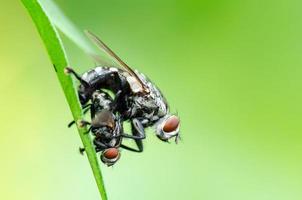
[129, 87, 168, 122]
[137, 71, 168, 114]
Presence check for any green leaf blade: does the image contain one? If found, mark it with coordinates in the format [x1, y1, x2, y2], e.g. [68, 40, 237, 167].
[21, 0, 108, 199]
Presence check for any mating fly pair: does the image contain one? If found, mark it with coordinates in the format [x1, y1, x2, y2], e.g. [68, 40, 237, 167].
[66, 31, 180, 166]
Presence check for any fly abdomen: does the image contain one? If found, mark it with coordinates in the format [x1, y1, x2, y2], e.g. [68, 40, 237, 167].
[81, 66, 127, 93]
[92, 90, 113, 111]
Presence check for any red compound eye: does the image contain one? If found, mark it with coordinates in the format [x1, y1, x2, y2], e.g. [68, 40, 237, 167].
[103, 148, 119, 159]
[163, 115, 180, 133]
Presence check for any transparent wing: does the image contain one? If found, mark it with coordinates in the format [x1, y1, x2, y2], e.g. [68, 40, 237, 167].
[84, 30, 149, 94]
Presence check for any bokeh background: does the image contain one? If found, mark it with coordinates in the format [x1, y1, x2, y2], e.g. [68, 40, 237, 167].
[1, 0, 302, 199]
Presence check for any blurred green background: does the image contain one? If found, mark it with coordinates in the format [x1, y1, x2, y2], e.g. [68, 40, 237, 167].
[1, 0, 302, 199]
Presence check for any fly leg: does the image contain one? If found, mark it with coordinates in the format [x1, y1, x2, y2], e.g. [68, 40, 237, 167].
[120, 144, 144, 153]
[120, 118, 145, 152]
[67, 104, 91, 127]
[64, 67, 91, 88]
[130, 118, 145, 152]
[77, 120, 92, 134]
[94, 139, 110, 152]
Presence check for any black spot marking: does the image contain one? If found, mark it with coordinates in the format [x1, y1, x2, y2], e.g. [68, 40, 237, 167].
[53, 64, 57, 72]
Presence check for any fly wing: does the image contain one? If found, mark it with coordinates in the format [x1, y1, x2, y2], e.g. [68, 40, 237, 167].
[84, 30, 149, 94]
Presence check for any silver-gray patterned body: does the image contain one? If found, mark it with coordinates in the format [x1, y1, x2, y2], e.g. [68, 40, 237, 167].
[80, 66, 169, 127]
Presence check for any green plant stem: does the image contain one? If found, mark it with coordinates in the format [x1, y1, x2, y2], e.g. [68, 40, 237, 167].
[21, 0, 108, 199]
